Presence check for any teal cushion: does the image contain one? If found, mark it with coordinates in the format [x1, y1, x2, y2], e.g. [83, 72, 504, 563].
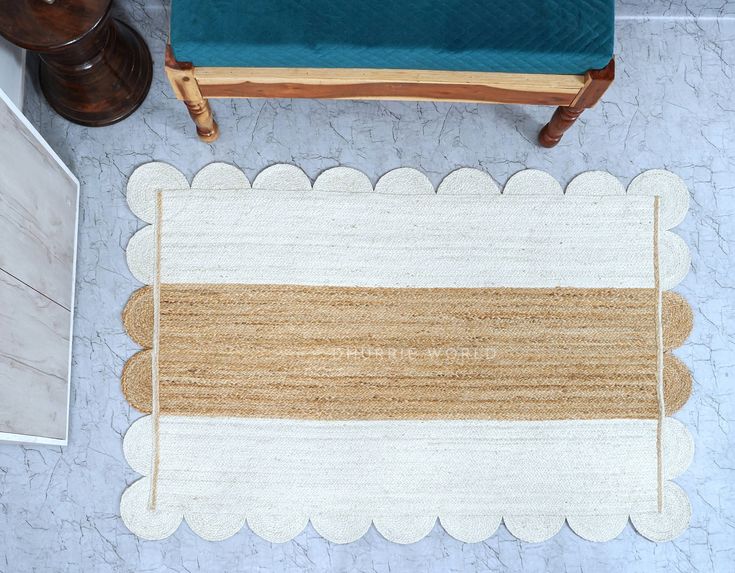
[171, 0, 614, 75]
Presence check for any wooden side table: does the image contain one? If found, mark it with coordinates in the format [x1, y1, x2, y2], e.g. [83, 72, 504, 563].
[0, 0, 152, 126]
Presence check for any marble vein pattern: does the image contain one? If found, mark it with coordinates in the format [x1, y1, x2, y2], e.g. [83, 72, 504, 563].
[0, 0, 733, 571]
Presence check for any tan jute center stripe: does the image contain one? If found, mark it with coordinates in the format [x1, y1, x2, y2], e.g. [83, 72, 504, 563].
[122, 284, 693, 421]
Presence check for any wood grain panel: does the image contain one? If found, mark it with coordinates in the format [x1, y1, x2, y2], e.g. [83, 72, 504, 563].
[199, 81, 577, 105]
[0, 92, 78, 308]
[0, 270, 69, 439]
[195, 67, 583, 105]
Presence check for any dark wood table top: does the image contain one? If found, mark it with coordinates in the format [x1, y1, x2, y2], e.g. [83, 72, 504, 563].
[0, 0, 112, 51]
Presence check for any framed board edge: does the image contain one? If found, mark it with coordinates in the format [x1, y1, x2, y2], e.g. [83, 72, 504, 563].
[0, 87, 79, 447]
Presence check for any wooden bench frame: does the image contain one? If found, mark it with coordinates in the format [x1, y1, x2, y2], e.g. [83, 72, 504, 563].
[165, 45, 614, 147]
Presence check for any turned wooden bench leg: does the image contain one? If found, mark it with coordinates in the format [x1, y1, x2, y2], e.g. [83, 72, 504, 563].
[538, 106, 584, 147]
[538, 58, 615, 148]
[183, 96, 219, 143]
[165, 45, 220, 143]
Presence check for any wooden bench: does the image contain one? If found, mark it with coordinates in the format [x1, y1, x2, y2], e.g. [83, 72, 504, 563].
[166, 0, 615, 147]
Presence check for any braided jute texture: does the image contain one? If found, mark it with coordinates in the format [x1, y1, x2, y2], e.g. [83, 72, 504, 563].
[122, 284, 692, 420]
[119, 165, 696, 544]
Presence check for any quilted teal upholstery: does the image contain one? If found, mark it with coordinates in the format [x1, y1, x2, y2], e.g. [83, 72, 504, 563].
[170, 0, 614, 75]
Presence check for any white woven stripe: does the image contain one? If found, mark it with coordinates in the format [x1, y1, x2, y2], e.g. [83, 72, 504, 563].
[120, 416, 692, 543]
[155, 190, 656, 288]
[137, 416, 659, 511]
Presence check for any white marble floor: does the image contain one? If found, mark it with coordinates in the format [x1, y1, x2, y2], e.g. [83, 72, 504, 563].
[1, 1, 733, 571]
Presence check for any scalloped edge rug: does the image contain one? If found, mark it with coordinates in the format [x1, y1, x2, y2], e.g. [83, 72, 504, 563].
[119, 163, 694, 544]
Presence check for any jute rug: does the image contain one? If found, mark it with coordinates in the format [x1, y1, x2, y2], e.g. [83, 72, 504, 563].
[120, 163, 693, 543]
